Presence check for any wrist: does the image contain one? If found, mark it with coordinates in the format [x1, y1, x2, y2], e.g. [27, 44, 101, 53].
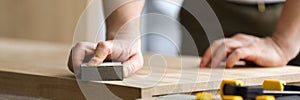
[271, 34, 300, 61]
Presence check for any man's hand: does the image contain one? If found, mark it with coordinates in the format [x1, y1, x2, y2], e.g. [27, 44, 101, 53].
[201, 0, 300, 68]
[68, 42, 95, 74]
[200, 34, 290, 68]
[67, 0, 145, 77]
[68, 40, 143, 77]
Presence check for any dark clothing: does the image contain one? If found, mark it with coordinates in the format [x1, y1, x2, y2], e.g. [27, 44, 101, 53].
[180, 0, 300, 65]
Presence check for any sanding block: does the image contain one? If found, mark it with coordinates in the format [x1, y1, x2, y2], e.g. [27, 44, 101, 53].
[80, 62, 123, 81]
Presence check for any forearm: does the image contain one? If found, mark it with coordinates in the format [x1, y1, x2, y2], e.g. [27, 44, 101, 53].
[272, 0, 300, 60]
[103, 0, 145, 40]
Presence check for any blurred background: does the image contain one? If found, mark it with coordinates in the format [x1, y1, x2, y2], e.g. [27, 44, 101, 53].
[0, 0, 87, 44]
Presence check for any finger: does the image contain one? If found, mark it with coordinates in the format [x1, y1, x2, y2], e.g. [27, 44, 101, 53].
[200, 39, 244, 67]
[122, 53, 144, 77]
[69, 42, 96, 74]
[210, 43, 228, 68]
[200, 47, 211, 68]
[200, 58, 211, 68]
[226, 47, 256, 68]
[210, 39, 243, 68]
[88, 41, 113, 66]
[68, 50, 75, 72]
[200, 40, 223, 67]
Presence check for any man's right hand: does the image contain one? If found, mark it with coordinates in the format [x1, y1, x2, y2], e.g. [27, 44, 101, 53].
[68, 40, 144, 77]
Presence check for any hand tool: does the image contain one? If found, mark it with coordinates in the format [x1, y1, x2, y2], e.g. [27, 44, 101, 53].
[220, 80, 300, 100]
[80, 62, 123, 81]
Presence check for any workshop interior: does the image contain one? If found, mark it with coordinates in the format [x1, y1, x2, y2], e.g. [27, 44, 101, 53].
[0, 0, 300, 100]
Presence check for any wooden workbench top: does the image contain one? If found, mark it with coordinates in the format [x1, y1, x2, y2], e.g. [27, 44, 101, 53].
[0, 38, 73, 78]
[1, 38, 300, 100]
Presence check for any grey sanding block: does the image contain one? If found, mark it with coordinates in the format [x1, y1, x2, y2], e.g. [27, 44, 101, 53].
[80, 62, 123, 81]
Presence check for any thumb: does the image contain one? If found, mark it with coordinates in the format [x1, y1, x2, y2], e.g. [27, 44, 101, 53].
[122, 53, 144, 77]
[88, 41, 113, 66]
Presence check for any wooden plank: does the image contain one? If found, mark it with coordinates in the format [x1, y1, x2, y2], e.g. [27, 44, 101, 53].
[0, 38, 142, 100]
[1, 38, 300, 99]
[0, 70, 84, 100]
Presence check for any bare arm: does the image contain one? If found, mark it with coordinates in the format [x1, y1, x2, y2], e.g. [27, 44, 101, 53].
[272, 0, 300, 61]
[103, 0, 145, 40]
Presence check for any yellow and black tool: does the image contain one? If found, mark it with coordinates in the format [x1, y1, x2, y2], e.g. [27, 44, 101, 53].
[196, 92, 213, 100]
[220, 79, 300, 100]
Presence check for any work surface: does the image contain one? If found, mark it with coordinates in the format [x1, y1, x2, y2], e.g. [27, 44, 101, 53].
[1, 38, 300, 100]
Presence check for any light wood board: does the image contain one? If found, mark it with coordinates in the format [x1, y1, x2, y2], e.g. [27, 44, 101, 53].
[1, 38, 300, 100]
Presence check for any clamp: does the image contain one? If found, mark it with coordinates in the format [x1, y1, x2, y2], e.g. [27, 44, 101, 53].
[220, 79, 300, 100]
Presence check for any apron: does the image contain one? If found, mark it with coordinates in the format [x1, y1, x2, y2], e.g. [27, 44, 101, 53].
[180, 0, 300, 65]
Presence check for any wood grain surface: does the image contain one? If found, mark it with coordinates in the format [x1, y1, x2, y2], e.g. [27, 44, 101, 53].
[1, 38, 300, 100]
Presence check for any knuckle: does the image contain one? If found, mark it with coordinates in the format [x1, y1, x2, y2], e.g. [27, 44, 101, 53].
[234, 33, 243, 37]
[225, 47, 231, 52]
[233, 33, 246, 38]
[235, 49, 243, 56]
[211, 40, 224, 49]
[212, 40, 222, 45]
[96, 42, 111, 52]
[75, 42, 86, 48]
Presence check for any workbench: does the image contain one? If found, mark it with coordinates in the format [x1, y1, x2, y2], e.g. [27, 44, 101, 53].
[1, 38, 300, 100]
